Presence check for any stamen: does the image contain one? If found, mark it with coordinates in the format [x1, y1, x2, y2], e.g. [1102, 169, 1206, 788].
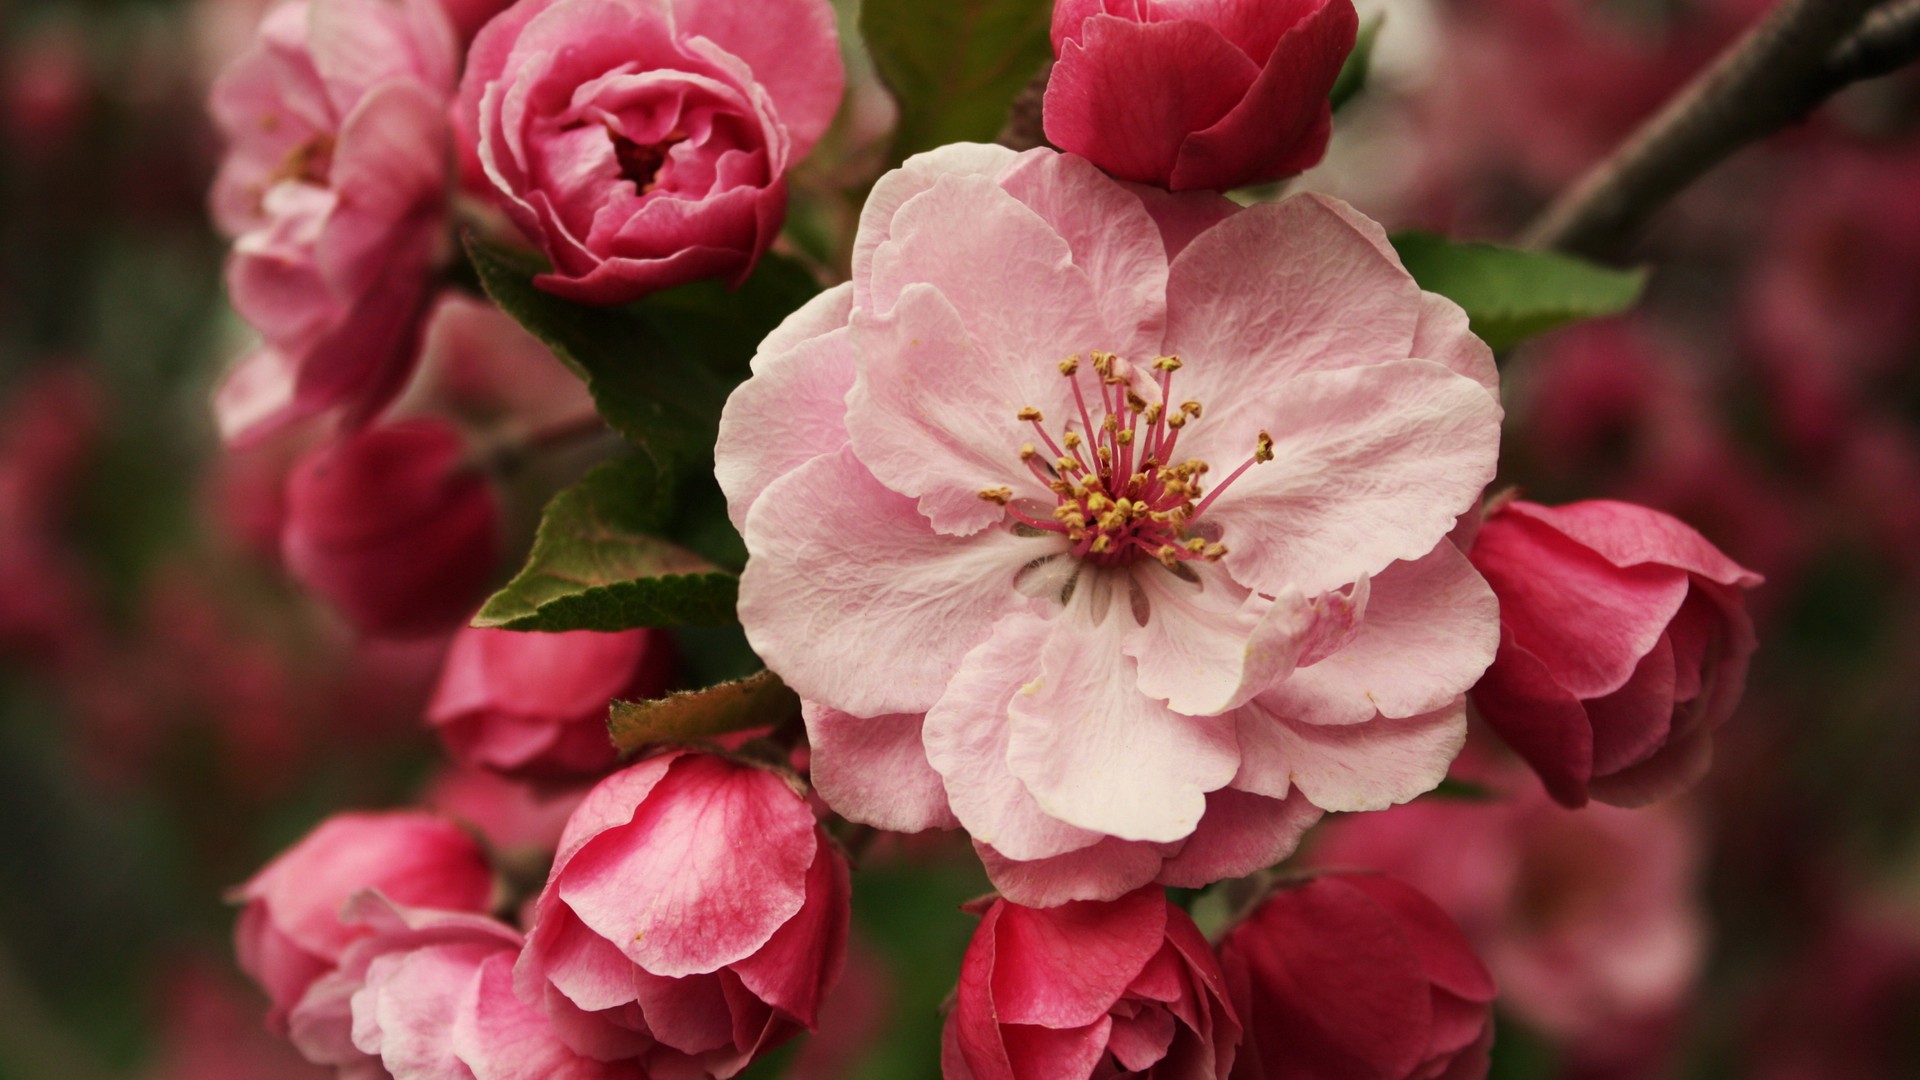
[978, 487, 1013, 505]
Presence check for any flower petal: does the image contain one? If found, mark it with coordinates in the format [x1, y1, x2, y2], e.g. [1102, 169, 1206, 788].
[1158, 787, 1322, 888]
[739, 446, 1048, 716]
[1204, 361, 1503, 598]
[803, 703, 958, 833]
[716, 319, 855, 531]
[1233, 698, 1467, 813]
[1005, 597, 1239, 843]
[851, 143, 1019, 313]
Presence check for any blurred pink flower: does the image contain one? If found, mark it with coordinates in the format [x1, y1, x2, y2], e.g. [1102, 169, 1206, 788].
[1468, 499, 1761, 807]
[1216, 872, 1496, 1080]
[399, 291, 598, 438]
[209, 0, 458, 444]
[455, 0, 844, 304]
[281, 418, 500, 638]
[720, 145, 1503, 905]
[1045, 0, 1356, 192]
[943, 887, 1239, 1079]
[1744, 906, 1920, 1080]
[423, 766, 590, 856]
[232, 810, 495, 1030]
[516, 750, 849, 1075]
[427, 625, 675, 780]
[144, 958, 330, 1080]
[1310, 771, 1706, 1071]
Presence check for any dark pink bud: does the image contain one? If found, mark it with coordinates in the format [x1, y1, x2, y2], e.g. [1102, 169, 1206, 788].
[282, 419, 500, 638]
[1467, 499, 1762, 807]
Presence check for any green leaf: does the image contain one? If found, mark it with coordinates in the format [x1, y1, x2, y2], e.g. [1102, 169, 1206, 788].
[1425, 777, 1494, 802]
[1329, 13, 1383, 112]
[1388, 231, 1648, 352]
[464, 235, 820, 468]
[862, 0, 1054, 162]
[474, 457, 739, 631]
[609, 669, 799, 752]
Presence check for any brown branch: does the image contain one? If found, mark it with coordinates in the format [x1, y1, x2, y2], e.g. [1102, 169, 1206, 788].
[1521, 0, 1904, 258]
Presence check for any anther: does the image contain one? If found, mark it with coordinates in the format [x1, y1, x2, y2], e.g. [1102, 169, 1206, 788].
[1166, 412, 1188, 430]
[1186, 538, 1208, 554]
[1059, 355, 1080, 376]
[1063, 431, 1083, 450]
[1155, 545, 1182, 569]
[1019, 443, 1038, 461]
[1017, 406, 1043, 422]
[1116, 429, 1135, 445]
[1153, 356, 1183, 372]
[1143, 403, 1164, 424]
[1181, 401, 1203, 418]
[1125, 391, 1148, 414]
[1091, 535, 1115, 554]
[1203, 542, 1228, 561]
[1254, 431, 1275, 464]
[978, 486, 1013, 505]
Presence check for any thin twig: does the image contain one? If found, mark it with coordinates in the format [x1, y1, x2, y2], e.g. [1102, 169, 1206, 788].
[1521, 0, 1899, 258]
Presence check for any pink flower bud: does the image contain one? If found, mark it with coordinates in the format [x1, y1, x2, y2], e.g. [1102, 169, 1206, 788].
[943, 887, 1240, 1079]
[232, 811, 494, 1030]
[516, 750, 850, 1076]
[282, 419, 500, 639]
[427, 626, 675, 780]
[454, 0, 844, 304]
[1467, 499, 1762, 807]
[1043, 0, 1358, 192]
[1217, 873, 1496, 1080]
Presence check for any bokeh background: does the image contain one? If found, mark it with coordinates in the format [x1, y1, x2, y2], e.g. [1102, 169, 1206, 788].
[3, 0, 1919, 1077]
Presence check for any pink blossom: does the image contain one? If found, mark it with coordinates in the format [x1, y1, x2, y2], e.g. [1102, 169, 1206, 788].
[943, 887, 1239, 1079]
[515, 750, 850, 1076]
[719, 145, 1504, 904]
[455, 0, 844, 304]
[1216, 872, 1496, 1080]
[1467, 498, 1762, 807]
[209, 0, 458, 444]
[282, 418, 500, 638]
[289, 894, 634, 1078]
[232, 810, 494, 1030]
[399, 292, 598, 438]
[423, 766, 590, 856]
[427, 626, 675, 780]
[1310, 768, 1705, 1068]
[1044, 0, 1357, 192]
[143, 958, 330, 1080]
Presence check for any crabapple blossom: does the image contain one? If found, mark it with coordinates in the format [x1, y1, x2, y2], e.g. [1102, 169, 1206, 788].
[942, 888, 1239, 1079]
[455, 0, 844, 304]
[1467, 498, 1761, 807]
[288, 893, 637, 1078]
[1044, 0, 1358, 192]
[426, 626, 675, 780]
[515, 750, 850, 1076]
[1216, 873, 1496, 1080]
[209, 0, 458, 444]
[232, 810, 494, 1030]
[719, 144, 1504, 904]
[282, 419, 500, 638]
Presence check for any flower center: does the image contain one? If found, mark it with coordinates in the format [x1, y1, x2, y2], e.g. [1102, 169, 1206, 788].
[980, 352, 1272, 569]
[610, 129, 682, 193]
[269, 133, 335, 188]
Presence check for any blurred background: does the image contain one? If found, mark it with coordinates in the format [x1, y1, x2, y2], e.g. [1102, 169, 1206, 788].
[2, 0, 1919, 1077]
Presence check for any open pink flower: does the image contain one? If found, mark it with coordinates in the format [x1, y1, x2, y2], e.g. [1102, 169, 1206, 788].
[209, 0, 458, 444]
[515, 750, 850, 1076]
[943, 888, 1240, 1079]
[1045, 0, 1357, 192]
[455, 0, 843, 304]
[719, 145, 1504, 905]
[1467, 498, 1761, 807]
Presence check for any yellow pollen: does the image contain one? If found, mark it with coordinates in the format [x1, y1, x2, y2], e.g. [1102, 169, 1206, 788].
[1017, 406, 1043, 422]
[1255, 431, 1275, 463]
[1125, 391, 1148, 413]
[1143, 403, 1164, 424]
[1063, 431, 1083, 450]
[1203, 542, 1229, 561]
[1181, 401, 1203, 418]
[1097, 447, 1114, 466]
[1156, 544, 1182, 569]
[1167, 412, 1188, 430]
[1057, 456, 1080, 474]
[1091, 535, 1115, 554]
[977, 486, 1013, 505]
[1153, 355, 1183, 372]
[1116, 429, 1135, 445]
[1102, 415, 1119, 432]
[1086, 493, 1114, 513]
[1019, 443, 1038, 461]
[1186, 538, 1208, 554]
[1059, 355, 1081, 376]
